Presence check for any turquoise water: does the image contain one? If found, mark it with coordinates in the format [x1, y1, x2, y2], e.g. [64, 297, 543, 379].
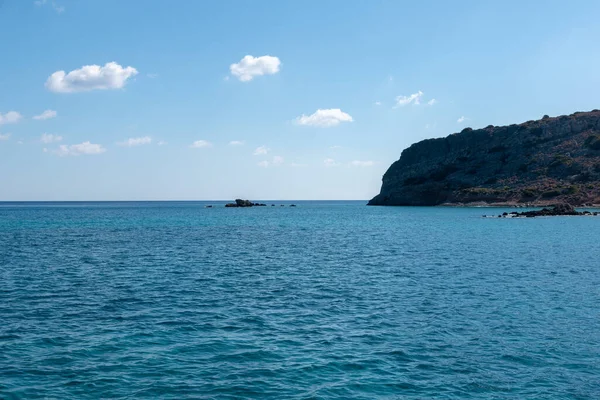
[1, 201, 599, 399]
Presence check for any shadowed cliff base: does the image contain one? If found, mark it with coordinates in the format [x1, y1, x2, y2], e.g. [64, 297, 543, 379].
[369, 110, 600, 206]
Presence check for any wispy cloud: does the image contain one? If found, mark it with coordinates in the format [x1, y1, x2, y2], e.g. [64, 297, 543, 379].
[257, 160, 269, 168]
[46, 62, 138, 93]
[253, 145, 269, 155]
[118, 136, 152, 147]
[324, 158, 339, 167]
[374, 101, 382, 106]
[54, 141, 106, 156]
[427, 99, 437, 106]
[330, 145, 342, 150]
[457, 116, 468, 123]
[147, 73, 159, 79]
[0, 111, 23, 125]
[33, 110, 57, 120]
[157, 141, 167, 146]
[229, 140, 244, 146]
[230, 55, 281, 82]
[34, 1, 65, 14]
[295, 109, 353, 127]
[272, 156, 284, 165]
[0, 133, 11, 141]
[190, 140, 212, 148]
[350, 160, 375, 167]
[394, 91, 423, 107]
[40, 133, 63, 143]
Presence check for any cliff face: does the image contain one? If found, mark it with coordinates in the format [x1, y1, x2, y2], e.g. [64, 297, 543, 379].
[369, 110, 600, 206]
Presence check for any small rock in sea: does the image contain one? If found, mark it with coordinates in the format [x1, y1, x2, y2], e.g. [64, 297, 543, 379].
[205, 205, 213, 208]
[290, 204, 297, 207]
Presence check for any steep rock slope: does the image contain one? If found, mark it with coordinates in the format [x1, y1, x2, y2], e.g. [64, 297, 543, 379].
[369, 110, 600, 206]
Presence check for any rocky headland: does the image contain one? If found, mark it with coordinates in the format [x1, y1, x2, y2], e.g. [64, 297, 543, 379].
[369, 110, 600, 206]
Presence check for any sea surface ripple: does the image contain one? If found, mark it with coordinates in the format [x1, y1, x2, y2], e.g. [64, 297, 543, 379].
[1, 201, 599, 399]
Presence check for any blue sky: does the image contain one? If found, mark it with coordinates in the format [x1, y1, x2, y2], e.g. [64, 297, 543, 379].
[1, 0, 600, 200]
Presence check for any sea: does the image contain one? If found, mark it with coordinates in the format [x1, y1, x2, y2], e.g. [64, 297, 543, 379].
[0, 201, 599, 399]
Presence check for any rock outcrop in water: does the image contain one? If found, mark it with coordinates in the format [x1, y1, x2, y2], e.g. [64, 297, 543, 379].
[491, 203, 599, 218]
[369, 110, 600, 206]
[225, 199, 267, 207]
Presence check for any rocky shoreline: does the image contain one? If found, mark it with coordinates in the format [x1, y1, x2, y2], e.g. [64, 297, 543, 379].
[484, 203, 599, 218]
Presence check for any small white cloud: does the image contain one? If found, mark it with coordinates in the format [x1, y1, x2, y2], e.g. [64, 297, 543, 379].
[230, 55, 281, 82]
[295, 109, 353, 127]
[43, 147, 48, 152]
[395, 91, 423, 107]
[457, 116, 467, 123]
[272, 156, 284, 165]
[229, 140, 244, 146]
[427, 99, 437, 106]
[0, 133, 11, 141]
[324, 158, 339, 167]
[257, 160, 269, 168]
[40, 133, 63, 143]
[330, 145, 342, 150]
[374, 101, 382, 106]
[0, 111, 23, 125]
[46, 62, 138, 93]
[54, 141, 106, 156]
[17, 140, 24, 145]
[350, 160, 375, 167]
[118, 136, 152, 147]
[35, 1, 64, 13]
[157, 141, 167, 146]
[253, 145, 269, 155]
[190, 140, 212, 148]
[147, 73, 159, 79]
[52, 2, 65, 13]
[33, 109, 57, 120]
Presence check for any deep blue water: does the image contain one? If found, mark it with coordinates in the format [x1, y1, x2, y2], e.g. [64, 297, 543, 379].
[1, 201, 599, 399]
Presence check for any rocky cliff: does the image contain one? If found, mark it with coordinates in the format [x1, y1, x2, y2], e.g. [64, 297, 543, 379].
[369, 110, 600, 206]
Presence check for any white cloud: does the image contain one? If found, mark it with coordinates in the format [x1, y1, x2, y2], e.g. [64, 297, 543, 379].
[272, 156, 284, 165]
[34, 0, 64, 13]
[229, 140, 244, 146]
[350, 160, 375, 167]
[118, 136, 152, 147]
[52, 2, 65, 13]
[330, 145, 342, 150]
[427, 99, 437, 106]
[457, 116, 467, 123]
[17, 140, 24, 145]
[45, 62, 138, 93]
[157, 141, 167, 146]
[40, 133, 63, 143]
[253, 145, 269, 155]
[230, 55, 281, 82]
[324, 158, 339, 167]
[33, 109, 57, 120]
[147, 73, 159, 79]
[0, 133, 11, 141]
[0, 111, 23, 125]
[190, 140, 212, 148]
[257, 160, 269, 168]
[374, 101, 382, 106]
[55, 141, 106, 156]
[295, 109, 354, 127]
[394, 91, 424, 107]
